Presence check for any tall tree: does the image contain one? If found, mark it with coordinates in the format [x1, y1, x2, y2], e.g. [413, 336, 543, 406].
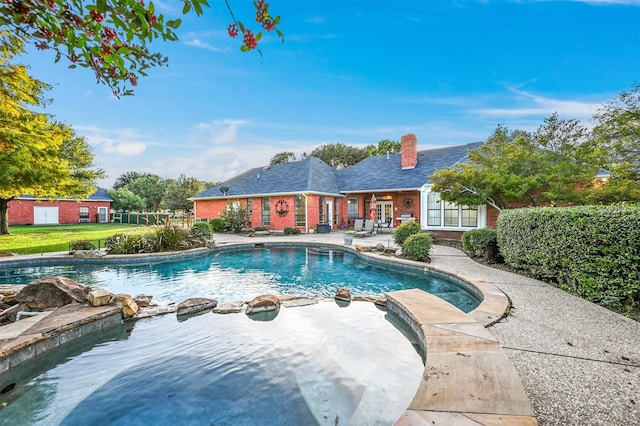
[590, 84, 640, 203]
[0, 32, 103, 234]
[0, 0, 283, 96]
[308, 143, 368, 169]
[127, 174, 165, 211]
[364, 139, 401, 157]
[107, 187, 145, 212]
[163, 174, 211, 212]
[430, 118, 601, 211]
[113, 171, 151, 190]
[270, 151, 297, 165]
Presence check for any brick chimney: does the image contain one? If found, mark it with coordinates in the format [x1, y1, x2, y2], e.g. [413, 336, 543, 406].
[401, 134, 417, 169]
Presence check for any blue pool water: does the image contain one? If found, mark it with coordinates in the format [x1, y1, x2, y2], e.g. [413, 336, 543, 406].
[1, 302, 424, 425]
[0, 247, 481, 311]
[0, 245, 481, 424]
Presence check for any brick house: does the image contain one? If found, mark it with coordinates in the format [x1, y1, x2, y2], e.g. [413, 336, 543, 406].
[190, 134, 490, 239]
[8, 188, 112, 225]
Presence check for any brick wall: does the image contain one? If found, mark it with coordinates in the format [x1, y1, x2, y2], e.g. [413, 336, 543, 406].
[401, 134, 418, 169]
[8, 199, 110, 225]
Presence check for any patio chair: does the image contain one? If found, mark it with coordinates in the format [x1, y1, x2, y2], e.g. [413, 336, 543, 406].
[353, 219, 364, 232]
[378, 217, 392, 232]
[356, 220, 375, 237]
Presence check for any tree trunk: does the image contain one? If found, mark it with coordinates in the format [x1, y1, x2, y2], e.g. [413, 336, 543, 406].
[0, 198, 11, 235]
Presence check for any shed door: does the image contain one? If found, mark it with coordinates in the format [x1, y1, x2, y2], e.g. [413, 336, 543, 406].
[34, 206, 59, 225]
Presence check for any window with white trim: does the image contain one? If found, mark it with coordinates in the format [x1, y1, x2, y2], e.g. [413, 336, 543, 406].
[425, 192, 480, 228]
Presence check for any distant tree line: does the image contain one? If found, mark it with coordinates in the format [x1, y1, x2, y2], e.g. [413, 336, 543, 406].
[430, 84, 640, 208]
[108, 172, 216, 213]
[270, 139, 402, 168]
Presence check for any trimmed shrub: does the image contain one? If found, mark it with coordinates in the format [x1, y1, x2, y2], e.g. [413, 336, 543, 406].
[70, 240, 95, 251]
[393, 221, 422, 246]
[497, 206, 640, 310]
[461, 228, 500, 261]
[403, 232, 434, 261]
[191, 222, 213, 237]
[209, 218, 225, 232]
[283, 227, 301, 235]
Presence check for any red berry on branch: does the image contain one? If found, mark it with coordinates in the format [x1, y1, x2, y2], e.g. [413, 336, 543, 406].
[227, 23, 238, 38]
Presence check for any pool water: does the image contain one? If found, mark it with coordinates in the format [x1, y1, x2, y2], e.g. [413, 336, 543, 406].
[0, 302, 424, 425]
[0, 247, 480, 312]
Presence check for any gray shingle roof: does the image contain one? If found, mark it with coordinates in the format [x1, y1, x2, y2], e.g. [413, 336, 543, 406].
[16, 188, 113, 202]
[337, 142, 483, 192]
[191, 156, 341, 200]
[191, 142, 483, 199]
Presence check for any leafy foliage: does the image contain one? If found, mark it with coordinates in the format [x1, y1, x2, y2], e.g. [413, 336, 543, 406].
[163, 174, 212, 212]
[590, 83, 640, 203]
[220, 203, 249, 232]
[430, 118, 600, 211]
[69, 239, 96, 251]
[283, 226, 300, 235]
[209, 218, 225, 232]
[364, 139, 401, 157]
[107, 187, 145, 212]
[402, 232, 434, 261]
[191, 221, 212, 237]
[270, 151, 297, 165]
[105, 224, 207, 254]
[0, 0, 283, 96]
[0, 32, 103, 234]
[307, 143, 368, 169]
[393, 221, 422, 246]
[497, 206, 640, 313]
[461, 228, 498, 258]
[126, 174, 165, 211]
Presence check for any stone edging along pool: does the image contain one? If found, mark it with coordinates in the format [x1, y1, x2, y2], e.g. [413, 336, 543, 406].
[0, 243, 537, 425]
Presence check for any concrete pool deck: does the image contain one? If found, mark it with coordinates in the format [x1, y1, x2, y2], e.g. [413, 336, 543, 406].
[1, 230, 639, 425]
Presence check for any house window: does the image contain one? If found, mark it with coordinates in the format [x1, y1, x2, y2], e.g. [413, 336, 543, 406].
[318, 196, 325, 223]
[262, 197, 270, 226]
[247, 198, 253, 213]
[461, 205, 478, 227]
[295, 195, 305, 227]
[425, 191, 481, 228]
[347, 198, 358, 221]
[79, 206, 90, 219]
[426, 193, 441, 226]
[333, 198, 339, 225]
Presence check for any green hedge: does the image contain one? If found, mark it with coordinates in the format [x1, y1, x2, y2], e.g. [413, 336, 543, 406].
[461, 228, 498, 258]
[497, 206, 640, 310]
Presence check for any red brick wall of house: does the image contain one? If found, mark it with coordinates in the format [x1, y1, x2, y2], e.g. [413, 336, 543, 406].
[195, 195, 348, 231]
[8, 199, 110, 225]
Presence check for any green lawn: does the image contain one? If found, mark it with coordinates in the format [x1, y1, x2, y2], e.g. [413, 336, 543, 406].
[0, 224, 151, 254]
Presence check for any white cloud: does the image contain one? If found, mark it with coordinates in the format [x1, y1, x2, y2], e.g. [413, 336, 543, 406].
[473, 88, 601, 120]
[184, 39, 230, 53]
[194, 119, 250, 145]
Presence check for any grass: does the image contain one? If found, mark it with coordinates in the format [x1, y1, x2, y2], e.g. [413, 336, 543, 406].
[0, 224, 151, 254]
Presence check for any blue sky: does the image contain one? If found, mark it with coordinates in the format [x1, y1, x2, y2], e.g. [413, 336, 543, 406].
[22, 0, 640, 188]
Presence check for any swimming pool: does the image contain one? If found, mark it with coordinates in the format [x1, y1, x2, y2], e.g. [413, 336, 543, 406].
[0, 245, 482, 424]
[0, 246, 481, 312]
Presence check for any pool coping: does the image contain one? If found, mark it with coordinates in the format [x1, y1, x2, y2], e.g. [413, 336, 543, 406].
[0, 243, 537, 425]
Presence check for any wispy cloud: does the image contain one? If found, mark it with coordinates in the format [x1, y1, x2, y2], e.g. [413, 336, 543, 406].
[304, 15, 327, 24]
[473, 88, 601, 120]
[184, 39, 230, 53]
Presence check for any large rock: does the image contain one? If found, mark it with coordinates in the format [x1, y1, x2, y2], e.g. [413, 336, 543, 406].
[134, 294, 153, 308]
[177, 298, 218, 316]
[114, 294, 140, 318]
[15, 276, 88, 310]
[334, 288, 351, 302]
[88, 290, 113, 307]
[245, 294, 280, 315]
